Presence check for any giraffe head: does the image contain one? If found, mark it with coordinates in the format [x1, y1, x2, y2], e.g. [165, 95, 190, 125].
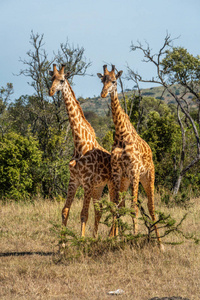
[97, 65, 123, 98]
[49, 64, 70, 96]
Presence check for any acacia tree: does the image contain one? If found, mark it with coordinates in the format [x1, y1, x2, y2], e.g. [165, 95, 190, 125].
[128, 34, 200, 195]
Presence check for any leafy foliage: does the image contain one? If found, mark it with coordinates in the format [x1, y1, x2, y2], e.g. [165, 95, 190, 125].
[0, 33, 200, 200]
[128, 36, 200, 194]
[161, 47, 200, 85]
[0, 32, 92, 199]
[101, 130, 114, 152]
[125, 96, 182, 190]
[0, 131, 42, 200]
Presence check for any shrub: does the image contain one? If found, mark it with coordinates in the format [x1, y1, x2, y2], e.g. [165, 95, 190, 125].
[0, 132, 42, 200]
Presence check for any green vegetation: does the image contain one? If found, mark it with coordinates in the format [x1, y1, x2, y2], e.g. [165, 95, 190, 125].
[0, 32, 200, 300]
[0, 32, 199, 201]
[128, 35, 200, 195]
[0, 131, 42, 200]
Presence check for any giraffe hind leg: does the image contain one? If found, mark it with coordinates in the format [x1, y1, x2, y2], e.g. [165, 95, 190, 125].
[140, 171, 163, 250]
[108, 177, 130, 237]
[131, 174, 140, 235]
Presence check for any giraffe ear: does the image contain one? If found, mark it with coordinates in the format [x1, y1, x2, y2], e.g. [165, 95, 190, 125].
[116, 70, 123, 79]
[65, 72, 71, 79]
[49, 71, 54, 77]
[97, 73, 103, 79]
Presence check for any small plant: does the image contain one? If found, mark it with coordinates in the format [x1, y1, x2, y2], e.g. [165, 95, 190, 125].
[95, 192, 135, 236]
[51, 193, 198, 262]
[51, 224, 128, 262]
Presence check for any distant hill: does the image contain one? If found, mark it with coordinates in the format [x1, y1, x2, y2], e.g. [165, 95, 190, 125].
[79, 85, 194, 116]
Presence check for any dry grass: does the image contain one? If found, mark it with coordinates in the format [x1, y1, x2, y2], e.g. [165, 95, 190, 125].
[0, 196, 199, 300]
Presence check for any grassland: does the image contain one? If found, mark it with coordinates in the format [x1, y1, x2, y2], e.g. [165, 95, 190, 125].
[0, 195, 199, 300]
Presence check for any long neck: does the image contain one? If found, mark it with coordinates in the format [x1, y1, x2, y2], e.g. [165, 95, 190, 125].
[62, 81, 99, 157]
[110, 90, 137, 142]
[111, 91, 129, 133]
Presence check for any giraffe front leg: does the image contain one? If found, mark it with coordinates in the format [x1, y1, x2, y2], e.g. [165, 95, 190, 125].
[62, 178, 79, 226]
[109, 169, 122, 237]
[92, 186, 104, 238]
[80, 188, 92, 237]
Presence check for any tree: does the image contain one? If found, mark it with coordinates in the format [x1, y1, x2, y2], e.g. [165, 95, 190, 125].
[128, 34, 200, 194]
[141, 107, 181, 189]
[0, 131, 42, 200]
[0, 83, 14, 136]
[12, 31, 92, 198]
[125, 95, 181, 190]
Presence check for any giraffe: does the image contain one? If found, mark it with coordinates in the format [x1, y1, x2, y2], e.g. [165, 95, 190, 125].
[49, 64, 112, 237]
[97, 65, 163, 249]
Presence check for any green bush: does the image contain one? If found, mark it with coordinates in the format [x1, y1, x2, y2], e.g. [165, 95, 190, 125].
[0, 132, 42, 200]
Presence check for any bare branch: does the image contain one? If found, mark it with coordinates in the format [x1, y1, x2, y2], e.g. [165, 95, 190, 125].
[128, 33, 200, 194]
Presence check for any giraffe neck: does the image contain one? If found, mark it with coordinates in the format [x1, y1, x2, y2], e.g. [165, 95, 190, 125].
[62, 81, 98, 157]
[110, 90, 137, 142]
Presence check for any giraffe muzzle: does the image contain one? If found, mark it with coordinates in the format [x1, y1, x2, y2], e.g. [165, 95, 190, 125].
[101, 90, 108, 98]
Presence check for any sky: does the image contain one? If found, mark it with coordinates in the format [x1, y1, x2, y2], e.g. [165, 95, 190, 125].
[1, 0, 200, 101]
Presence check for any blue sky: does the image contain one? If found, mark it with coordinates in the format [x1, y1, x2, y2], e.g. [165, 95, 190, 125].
[1, 0, 200, 100]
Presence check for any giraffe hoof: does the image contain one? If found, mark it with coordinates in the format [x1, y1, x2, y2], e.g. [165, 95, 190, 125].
[62, 213, 68, 226]
[159, 244, 165, 252]
[62, 208, 69, 226]
[62, 217, 67, 226]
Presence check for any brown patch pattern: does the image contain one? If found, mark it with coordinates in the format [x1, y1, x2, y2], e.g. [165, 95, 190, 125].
[98, 65, 163, 248]
[49, 64, 113, 237]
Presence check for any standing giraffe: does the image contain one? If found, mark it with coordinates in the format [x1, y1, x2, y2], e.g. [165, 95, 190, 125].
[49, 64, 112, 237]
[97, 65, 163, 249]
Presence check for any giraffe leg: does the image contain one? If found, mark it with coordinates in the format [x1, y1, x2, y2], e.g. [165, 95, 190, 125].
[140, 169, 164, 250]
[108, 175, 130, 237]
[115, 177, 130, 234]
[109, 171, 123, 237]
[119, 177, 131, 206]
[107, 181, 115, 237]
[131, 173, 140, 235]
[92, 185, 105, 238]
[62, 177, 79, 226]
[80, 187, 92, 237]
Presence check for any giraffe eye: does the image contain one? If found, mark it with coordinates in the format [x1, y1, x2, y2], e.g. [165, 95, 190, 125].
[112, 81, 116, 84]
[60, 80, 65, 84]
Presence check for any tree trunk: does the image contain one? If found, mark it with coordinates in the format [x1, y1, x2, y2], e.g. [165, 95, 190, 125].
[172, 174, 182, 195]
